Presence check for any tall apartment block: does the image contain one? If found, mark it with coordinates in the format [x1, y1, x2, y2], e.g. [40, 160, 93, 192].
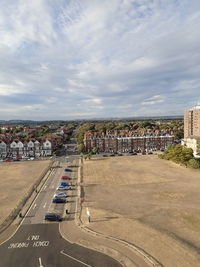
[184, 105, 200, 138]
[182, 104, 200, 156]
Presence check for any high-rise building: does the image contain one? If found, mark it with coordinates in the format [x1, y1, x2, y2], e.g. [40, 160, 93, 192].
[184, 104, 200, 138]
[182, 104, 200, 157]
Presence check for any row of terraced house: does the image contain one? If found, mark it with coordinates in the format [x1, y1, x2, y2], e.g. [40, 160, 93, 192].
[84, 131, 175, 153]
[0, 140, 52, 159]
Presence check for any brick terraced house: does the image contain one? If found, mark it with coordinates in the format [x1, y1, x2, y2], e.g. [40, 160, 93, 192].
[84, 131, 175, 153]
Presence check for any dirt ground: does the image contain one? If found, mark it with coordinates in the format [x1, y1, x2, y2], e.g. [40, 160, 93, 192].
[82, 155, 200, 267]
[0, 160, 50, 225]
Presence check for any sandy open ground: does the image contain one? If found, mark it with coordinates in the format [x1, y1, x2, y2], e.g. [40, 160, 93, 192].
[0, 160, 50, 225]
[82, 155, 200, 266]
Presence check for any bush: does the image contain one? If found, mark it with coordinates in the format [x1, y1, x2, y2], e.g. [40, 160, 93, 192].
[187, 159, 200, 169]
[160, 144, 194, 166]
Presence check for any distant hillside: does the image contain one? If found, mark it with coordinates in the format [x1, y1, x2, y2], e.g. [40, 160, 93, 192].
[0, 116, 183, 125]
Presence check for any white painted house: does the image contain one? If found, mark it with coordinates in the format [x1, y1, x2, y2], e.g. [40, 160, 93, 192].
[0, 140, 52, 159]
[0, 141, 7, 158]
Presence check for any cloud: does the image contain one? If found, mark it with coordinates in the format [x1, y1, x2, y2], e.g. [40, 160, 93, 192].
[0, 0, 200, 119]
[142, 95, 165, 105]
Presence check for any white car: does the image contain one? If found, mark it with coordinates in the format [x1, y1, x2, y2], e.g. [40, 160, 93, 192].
[54, 192, 67, 198]
[56, 185, 68, 190]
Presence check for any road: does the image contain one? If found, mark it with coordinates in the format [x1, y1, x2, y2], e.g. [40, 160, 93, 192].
[0, 153, 121, 267]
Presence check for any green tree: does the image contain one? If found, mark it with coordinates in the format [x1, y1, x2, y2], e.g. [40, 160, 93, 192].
[197, 141, 200, 155]
[174, 131, 184, 140]
[91, 147, 98, 154]
[161, 144, 193, 166]
[77, 143, 84, 153]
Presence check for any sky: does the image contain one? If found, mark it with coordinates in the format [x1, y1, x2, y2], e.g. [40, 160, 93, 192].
[0, 0, 200, 120]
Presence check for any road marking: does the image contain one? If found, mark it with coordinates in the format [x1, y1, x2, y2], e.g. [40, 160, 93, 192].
[60, 250, 92, 267]
[43, 185, 47, 190]
[43, 202, 47, 208]
[32, 204, 37, 210]
[33, 241, 49, 247]
[38, 257, 43, 267]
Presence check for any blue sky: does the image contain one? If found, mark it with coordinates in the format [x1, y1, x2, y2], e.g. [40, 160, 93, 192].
[0, 0, 200, 120]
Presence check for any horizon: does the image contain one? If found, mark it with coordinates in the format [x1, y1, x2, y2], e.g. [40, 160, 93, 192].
[0, 0, 200, 120]
[0, 114, 184, 124]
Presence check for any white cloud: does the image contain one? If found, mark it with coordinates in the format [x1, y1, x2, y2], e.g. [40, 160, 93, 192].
[0, 84, 25, 96]
[142, 95, 165, 105]
[0, 0, 200, 119]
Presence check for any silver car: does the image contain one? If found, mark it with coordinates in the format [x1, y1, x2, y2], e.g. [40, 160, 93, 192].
[54, 192, 67, 198]
[56, 185, 68, 190]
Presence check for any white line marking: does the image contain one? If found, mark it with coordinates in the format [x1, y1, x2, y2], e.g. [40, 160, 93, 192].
[32, 204, 37, 210]
[43, 202, 47, 208]
[38, 257, 43, 267]
[44, 186, 47, 190]
[60, 251, 92, 267]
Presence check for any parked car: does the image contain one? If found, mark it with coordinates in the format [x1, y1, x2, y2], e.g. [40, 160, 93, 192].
[60, 182, 69, 187]
[44, 213, 62, 221]
[52, 198, 66, 203]
[56, 185, 68, 190]
[54, 192, 67, 198]
[3, 159, 12, 162]
[62, 176, 71, 180]
[117, 153, 123, 156]
[65, 168, 72, 172]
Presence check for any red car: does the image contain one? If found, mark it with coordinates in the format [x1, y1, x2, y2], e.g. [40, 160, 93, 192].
[3, 159, 12, 162]
[62, 176, 71, 180]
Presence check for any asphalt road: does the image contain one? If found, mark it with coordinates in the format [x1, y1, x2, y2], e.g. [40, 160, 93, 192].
[0, 224, 121, 267]
[0, 151, 122, 267]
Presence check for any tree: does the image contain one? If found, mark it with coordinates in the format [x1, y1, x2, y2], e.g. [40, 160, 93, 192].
[174, 131, 184, 140]
[197, 141, 200, 155]
[91, 147, 98, 154]
[77, 143, 84, 153]
[161, 144, 193, 166]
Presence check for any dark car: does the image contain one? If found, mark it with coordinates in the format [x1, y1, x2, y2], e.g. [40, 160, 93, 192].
[60, 182, 69, 187]
[52, 198, 66, 203]
[65, 168, 72, 172]
[44, 213, 62, 221]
